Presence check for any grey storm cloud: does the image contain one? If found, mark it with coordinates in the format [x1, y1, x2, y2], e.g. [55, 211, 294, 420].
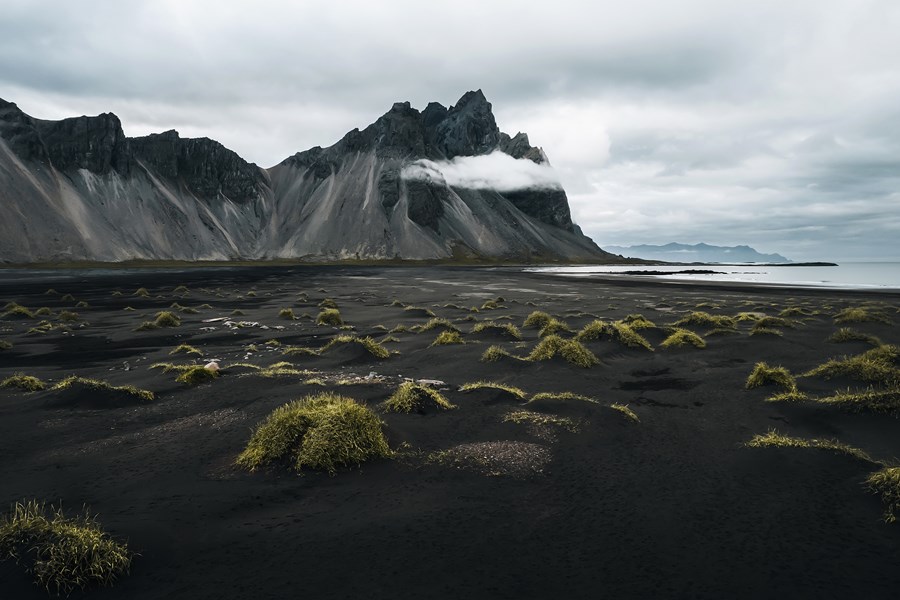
[1, 0, 898, 261]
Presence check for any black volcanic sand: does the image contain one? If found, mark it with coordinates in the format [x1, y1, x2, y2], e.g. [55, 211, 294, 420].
[1, 266, 899, 599]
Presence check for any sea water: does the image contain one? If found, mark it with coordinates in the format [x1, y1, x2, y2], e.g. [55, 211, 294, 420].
[529, 262, 900, 291]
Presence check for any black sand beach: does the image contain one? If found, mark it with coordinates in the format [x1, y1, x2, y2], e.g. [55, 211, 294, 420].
[1, 265, 899, 599]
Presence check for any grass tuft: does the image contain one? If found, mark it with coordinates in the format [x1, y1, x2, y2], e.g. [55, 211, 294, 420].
[527, 335, 599, 367]
[674, 311, 736, 330]
[430, 330, 465, 346]
[745, 429, 874, 462]
[316, 308, 343, 326]
[419, 317, 460, 333]
[523, 310, 553, 329]
[746, 362, 797, 391]
[610, 403, 640, 422]
[1, 372, 46, 392]
[660, 329, 706, 349]
[503, 410, 577, 431]
[866, 467, 900, 522]
[834, 307, 891, 325]
[818, 387, 900, 414]
[472, 321, 522, 340]
[828, 328, 882, 346]
[0, 500, 132, 594]
[282, 346, 319, 357]
[174, 366, 218, 386]
[236, 392, 391, 474]
[169, 344, 201, 356]
[459, 381, 527, 400]
[133, 288, 150, 298]
[2, 305, 35, 319]
[383, 382, 456, 413]
[52, 376, 154, 402]
[529, 391, 597, 404]
[803, 345, 900, 387]
[278, 308, 296, 320]
[319, 335, 390, 359]
[0, 340, 12, 350]
[481, 345, 520, 362]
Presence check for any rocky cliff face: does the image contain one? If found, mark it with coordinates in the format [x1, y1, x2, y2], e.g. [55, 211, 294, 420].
[0, 92, 611, 263]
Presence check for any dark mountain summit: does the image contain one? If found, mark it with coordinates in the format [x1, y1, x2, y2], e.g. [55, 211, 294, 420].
[0, 92, 610, 263]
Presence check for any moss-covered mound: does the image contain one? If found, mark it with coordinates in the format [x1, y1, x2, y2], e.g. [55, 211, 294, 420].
[236, 392, 391, 473]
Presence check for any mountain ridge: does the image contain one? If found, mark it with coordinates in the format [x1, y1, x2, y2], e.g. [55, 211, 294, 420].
[605, 242, 790, 263]
[0, 92, 610, 264]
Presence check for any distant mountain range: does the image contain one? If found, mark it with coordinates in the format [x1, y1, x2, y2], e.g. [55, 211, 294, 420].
[0, 91, 611, 263]
[604, 243, 790, 263]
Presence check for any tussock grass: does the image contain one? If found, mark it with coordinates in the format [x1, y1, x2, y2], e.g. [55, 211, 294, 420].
[231, 309, 245, 316]
[673, 311, 736, 330]
[2, 304, 34, 319]
[265, 339, 281, 346]
[319, 335, 390, 359]
[765, 390, 811, 403]
[459, 381, 527, 400]
[169, 344, 201, 356]
[660, 329, 706, 349]
[404, 305, 436, 317]
[527, 335, 599, 367]
[52, 376, 154, 403]
[60, 294, 76, 302]
[575, 320, 651, 350]
[834, 307, 892, 325]
[503, 410, 577, 431]
[523, 310, 553, 329]
[430, 330, 465, 346]
[133, 288, 150, 298]
[149, 362, 193, 374]
[610, 403, 640, 422]
[1, 373, 46, 392]
[529, 391, 597, 404]
[258, 362, 308, 378]
[419, 317, 460, 333]
[175, 366, 218, 386]
[780, 306, 814, 317]
[803, 345, 900, 387]
[74, 301, 89, 308]
[390, 299, 406, 307]
[746, 362, 797, 391]
[818, 387, 900, 414]
[58, 310, 80, 322]
[389, 324, 409, 333]
[538, 318, 572, 337]
[866, 467, 900, 522]
[755, 316, 793, 329]
[236, 392, 391, 474]
[282, 346, 319, 357]
[317, 298, 338, 309]
[621, 314, 656, 330]
[706, 327, 741, 337]
[0, 500, 132, 594]
[735, 312, 762, 322]
[481, 345, 522, 362]
[383, 382, 456, 413]
[279, 308, 296, 320]
[173, 285, 189, 294]
[745, 429, 874, 462]
[480, 299, 503, 310]
[45, 288, 58, 295]
[750, 326, 783, 337]
[828, 328, 882, 346]
[316, 308, 343, 326]
[154, 311, 180, 327]
[0, 340, 12, 350]
[472, 321, 522, 340]
[168, 302, 198, 314]
[34, 307, 53, 316]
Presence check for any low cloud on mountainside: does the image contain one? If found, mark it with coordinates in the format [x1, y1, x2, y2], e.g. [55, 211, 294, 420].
[400, 152, 562, 192]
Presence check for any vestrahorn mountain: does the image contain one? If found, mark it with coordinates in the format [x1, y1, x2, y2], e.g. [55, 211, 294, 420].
[0, 91, 611, 263]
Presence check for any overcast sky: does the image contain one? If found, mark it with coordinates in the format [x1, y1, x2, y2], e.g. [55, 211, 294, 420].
[2, 0, 898, 261]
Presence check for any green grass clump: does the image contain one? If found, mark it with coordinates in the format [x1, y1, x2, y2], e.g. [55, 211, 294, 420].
[0, 500, 132, 594]
[673, 311, 736, 330]
[174, 366, 218, 386]
[529, 391, 597, 404]
[282, 346, 319, 357]
[779, 306, 814, 317]
[419, 317, 460, 333]
[2, 304, 34, 319]
[803, 345, 900, 387]
[527, 335, 599, 367]
[660, 329, 706, 349]
[52, 377, 154, 403]
[472, 321, 522, 340]
[0, 340, 12, 350]
[75, 301, 89, 308]
[746, 362, 797, 391]
[258, 362, 307, 378]
[231, 309, 245, 316]
[575, 320, 614, 342]
[503, 410, 577, 431]
[1, 372, 46, 392]
[523, 311, 553, 329]
[316, 308, 343, 326]
[706, 327, 741, 337]
[575, 320, 652, 350]
[279, 308, 296, 320]
[404, 305, 436, 317]
[750, 326, 783, 337]
[621, 314, 656, 330]
[834, 307, 891, 325]
[34, 307, 53, 316]
[168, 302, 198, 314]
[818, 388, 900, 414]
[60, 294, 76, 302]
[538, 318, 572, 337]
[383, 382, 455, 413]
[827, 328, 882, 346]
[765, 390, 811, 403]
[480, 299, 503, 310]
[755, 316, 793, 329]
[610, 403, 640, 422]
[319, 335, 390, 359]
[745, 429, 874, 462]
[154, 311, 181, 327]
[866, 467, 900, 522]
[58, 310, 80, 322]
[169, 344, 201, 356]
[735, 312, 762, 322]
[173, 285, 190, 295]
[430, 330, 465, 346]
[459, 381, 527, 400]
[133, 288, 150, 298]
[236, 392, 391, 473]
[481, 345, 520, 362]
[318, 298, 339, 309]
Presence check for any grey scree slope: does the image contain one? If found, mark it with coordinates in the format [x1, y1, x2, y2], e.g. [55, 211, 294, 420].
[0, 91, 610, 263]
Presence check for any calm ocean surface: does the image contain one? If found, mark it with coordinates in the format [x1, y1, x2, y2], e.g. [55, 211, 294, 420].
[530, 262, 900, 291]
